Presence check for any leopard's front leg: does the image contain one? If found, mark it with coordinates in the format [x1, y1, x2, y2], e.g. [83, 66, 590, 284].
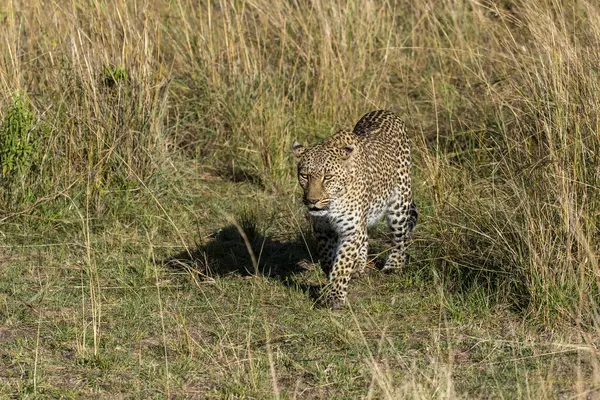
[312, 215, 338, 277]
[319, 227, 367, 309]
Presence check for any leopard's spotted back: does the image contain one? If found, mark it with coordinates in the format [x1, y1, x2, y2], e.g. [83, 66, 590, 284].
[349, 110, 411, 223]
[353, 109, 406, 139]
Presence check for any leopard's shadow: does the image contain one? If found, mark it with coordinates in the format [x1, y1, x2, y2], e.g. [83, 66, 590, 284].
[163, 225, 321, 297]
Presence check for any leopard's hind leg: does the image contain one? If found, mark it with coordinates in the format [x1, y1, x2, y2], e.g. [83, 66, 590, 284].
[382, 193, 417, 273]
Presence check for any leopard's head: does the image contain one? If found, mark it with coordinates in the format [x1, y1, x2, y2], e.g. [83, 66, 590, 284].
[292, 130, 358, 216]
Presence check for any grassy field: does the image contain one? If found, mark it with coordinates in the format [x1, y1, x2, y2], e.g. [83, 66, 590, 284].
[1, 0, 599, 398]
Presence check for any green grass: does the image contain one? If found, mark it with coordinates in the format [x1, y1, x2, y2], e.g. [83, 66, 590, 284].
[1, 0, 599, 397]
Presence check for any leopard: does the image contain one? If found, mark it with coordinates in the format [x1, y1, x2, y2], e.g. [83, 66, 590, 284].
[292, 110, 417, 309]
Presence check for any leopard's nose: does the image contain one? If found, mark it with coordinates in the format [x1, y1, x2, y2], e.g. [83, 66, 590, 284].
[304, 198, 319, 208]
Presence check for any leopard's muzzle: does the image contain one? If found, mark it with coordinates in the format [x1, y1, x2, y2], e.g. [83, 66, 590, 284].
[304, 198, 330, 214]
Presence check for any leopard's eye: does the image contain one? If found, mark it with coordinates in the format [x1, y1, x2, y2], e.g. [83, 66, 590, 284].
[299, 172, 308, 180]
[323, 174, 333, 182]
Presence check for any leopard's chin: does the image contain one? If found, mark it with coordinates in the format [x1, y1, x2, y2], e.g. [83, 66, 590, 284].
[307, 209, 329, 217]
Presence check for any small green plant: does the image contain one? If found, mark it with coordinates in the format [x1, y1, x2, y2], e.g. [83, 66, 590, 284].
[103, 65, 129, 87]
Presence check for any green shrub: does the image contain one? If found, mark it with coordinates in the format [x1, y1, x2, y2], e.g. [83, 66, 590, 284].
[0, 95, 47, 206]
[0, 95, 36, 178]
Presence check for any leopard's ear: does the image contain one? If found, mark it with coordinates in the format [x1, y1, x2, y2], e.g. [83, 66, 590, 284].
[340, 144, 355, 160]
[292, 140, 306, 158]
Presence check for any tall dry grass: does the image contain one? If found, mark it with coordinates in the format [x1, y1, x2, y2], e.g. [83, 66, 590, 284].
[0, 0, 598, 328]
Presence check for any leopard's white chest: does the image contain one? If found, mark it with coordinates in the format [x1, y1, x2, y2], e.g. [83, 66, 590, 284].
[325, 194, 389, 233]
[365, 197, 388, 227]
